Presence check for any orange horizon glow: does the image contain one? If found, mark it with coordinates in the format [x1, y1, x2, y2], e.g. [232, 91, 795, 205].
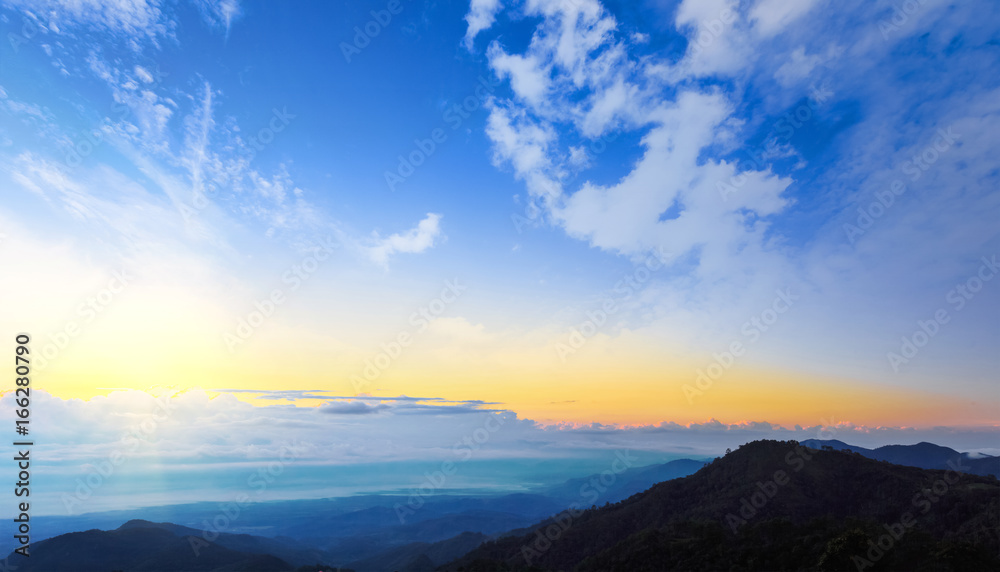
[23, 363, 998, 430]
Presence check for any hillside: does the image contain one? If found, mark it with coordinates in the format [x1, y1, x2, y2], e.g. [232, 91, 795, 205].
[9, 441, 998, 571]
[345, 531, 486, 572]
[2, 522, 307, 572]
[538, 458, 707, 505]
[800, 439, 1000, 477]
[443, 440, 1000, 571]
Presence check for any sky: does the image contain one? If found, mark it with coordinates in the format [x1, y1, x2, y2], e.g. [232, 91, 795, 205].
[0, 0, 998, 514]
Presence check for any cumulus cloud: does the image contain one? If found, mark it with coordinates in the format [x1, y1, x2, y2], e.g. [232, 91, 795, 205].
[463, 0, 502, 49]
[466, 0, 1000, 386]
[553, 91, 791, 263]
[468, 0, 799, 331]
[366, 213, 444, 268]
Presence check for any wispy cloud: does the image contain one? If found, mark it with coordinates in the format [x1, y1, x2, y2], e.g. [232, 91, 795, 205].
[319, 401, 391, 415]
[365, 212, 445, 268]
[193, 0, 242, 40]
[2, 0, 173, 48]
[5, 389, 997, 515]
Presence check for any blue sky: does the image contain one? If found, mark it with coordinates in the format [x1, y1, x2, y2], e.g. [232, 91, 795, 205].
[1, 0, 998, 514]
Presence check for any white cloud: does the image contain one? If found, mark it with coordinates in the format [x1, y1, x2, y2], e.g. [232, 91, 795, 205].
[6, 151, 180, 243]
[5, 389, 996, 515]
[484, 101, 557, 194]
[193, 0, 242, 39]
[773, 44, 841, 87]
[82, 51, 174, 151]
[481, 0, 632, 127]
[473, 0, 795, 317]
[749, 0, 819, 38]
[320, 401, 391, 415]
[554, 91, 791, 263]
[2, 0, 242, 48]
[134, 65, 154, 83]
[463, 0, 502, 49]
[674, 0, 748, 77]
[487, 46, 551, 107]
[2, 0, 172, 46]
[366, 213, 444, 267]
[672, 0, 820, 79]
[567, 145, 589, 168]
[467, 0, 1000, 389]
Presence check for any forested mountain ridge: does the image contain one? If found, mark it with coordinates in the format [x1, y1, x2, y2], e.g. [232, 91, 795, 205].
[442, 439, 1000, 571]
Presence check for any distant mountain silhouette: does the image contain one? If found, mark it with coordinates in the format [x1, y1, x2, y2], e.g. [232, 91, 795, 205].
[316, 507, 545, 563]
[115, 519, 333, 568]
[344, 530, 485, 572]
[3, 521, 309, 571]
[443, 440, 1000, 571]
[538, 458, 707, 504]
[10, 441, 998, 571]
[801, 438, 1000, 477]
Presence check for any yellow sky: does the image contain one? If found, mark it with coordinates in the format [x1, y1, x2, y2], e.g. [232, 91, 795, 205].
[31, 318, 984, 428]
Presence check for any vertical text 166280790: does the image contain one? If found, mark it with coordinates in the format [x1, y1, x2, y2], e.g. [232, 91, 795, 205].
[13, 333, 32, 558]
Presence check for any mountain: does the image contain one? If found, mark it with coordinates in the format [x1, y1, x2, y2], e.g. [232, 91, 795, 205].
[538, 458, 707, 505]
[319, 509, 534, 563]
[0, 493, 568, 565]
[1, 458, 709, 559]
[3, 521, 308, 572]
[116, 520, 333, 568]
[801, 438, 1000, 477]
[443, 440, 1000, 571]
[344, 531, 486, 572]
[282, 493, 566, 545]
[10, 442, 997, 570]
